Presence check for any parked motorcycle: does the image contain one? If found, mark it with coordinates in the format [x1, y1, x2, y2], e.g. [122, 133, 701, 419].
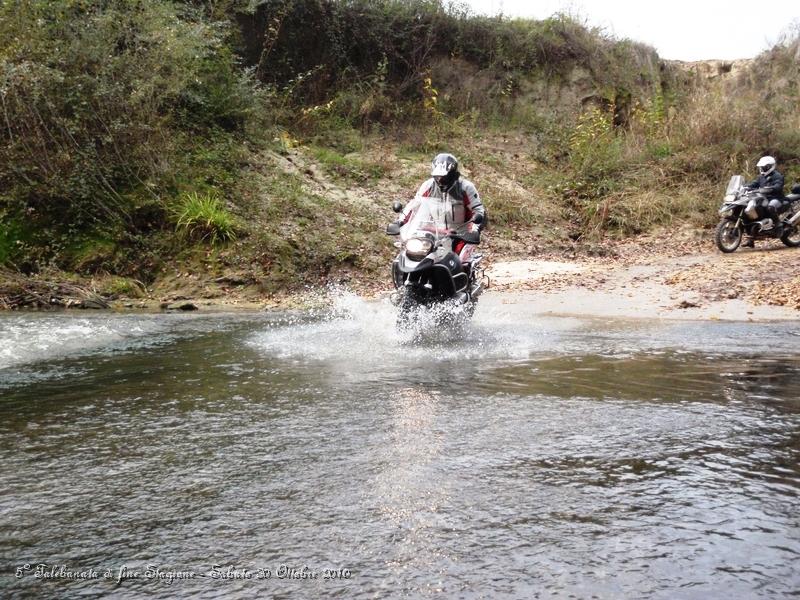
[386, 195, 486, 326]
[715, 176, 800, 252]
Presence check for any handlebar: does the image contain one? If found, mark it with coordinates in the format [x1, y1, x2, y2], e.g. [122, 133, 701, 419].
[385, 225, 481, 244]
[450, 229, 481, 245]
[743, 187, 771, 195]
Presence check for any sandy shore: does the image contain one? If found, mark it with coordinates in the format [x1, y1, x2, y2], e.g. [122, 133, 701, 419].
[484, 245, 800, 321]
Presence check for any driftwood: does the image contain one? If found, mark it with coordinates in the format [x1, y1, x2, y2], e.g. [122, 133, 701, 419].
[0, 268, 110, 310]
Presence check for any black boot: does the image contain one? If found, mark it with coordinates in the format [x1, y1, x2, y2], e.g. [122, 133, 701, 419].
[769, 207, 783, 235]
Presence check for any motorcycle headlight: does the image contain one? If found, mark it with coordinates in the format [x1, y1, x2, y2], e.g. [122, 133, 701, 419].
[405, 237, 433, 259]
[724, 194, 736, 202]
[719, 207, 733, 217]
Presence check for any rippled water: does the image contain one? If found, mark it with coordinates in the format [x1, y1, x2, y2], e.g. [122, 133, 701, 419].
[1, 292, 799, 599]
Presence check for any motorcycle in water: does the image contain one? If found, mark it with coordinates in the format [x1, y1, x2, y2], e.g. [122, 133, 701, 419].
[715, 176, 800, 252]
[385, 195, 486, 327]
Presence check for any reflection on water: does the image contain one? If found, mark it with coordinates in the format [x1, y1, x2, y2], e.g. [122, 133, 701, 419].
[1, 292, 799, 598]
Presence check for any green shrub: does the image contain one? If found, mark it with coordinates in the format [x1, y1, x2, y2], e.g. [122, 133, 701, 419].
[568, 108, 620, 177]
[174, 192, 239, 245]
[0, 0, 265, 243]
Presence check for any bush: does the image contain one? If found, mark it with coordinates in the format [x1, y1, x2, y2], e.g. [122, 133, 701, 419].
[174, 192, 239, 245]
[240, 1, 665, 131]
[0, 0, 265, 259]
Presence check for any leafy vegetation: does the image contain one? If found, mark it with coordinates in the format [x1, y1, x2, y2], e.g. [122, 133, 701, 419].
[174, 192, 239, 245]
[0, 0, 266, 274]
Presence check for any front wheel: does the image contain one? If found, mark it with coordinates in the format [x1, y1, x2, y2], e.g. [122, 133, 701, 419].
[715, 219, 742, 253]
[396, 293, 418, 330]
[780, 223, 800, 247]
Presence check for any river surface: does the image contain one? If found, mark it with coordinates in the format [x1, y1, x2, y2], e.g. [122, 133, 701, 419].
[1, 291, 799, 599]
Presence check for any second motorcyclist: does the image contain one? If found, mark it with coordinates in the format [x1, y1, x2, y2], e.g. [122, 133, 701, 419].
[744, 155, 786, 228]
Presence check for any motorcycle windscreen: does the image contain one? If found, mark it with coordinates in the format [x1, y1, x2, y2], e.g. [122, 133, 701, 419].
[726, 175, 744, 196]
[400, 194, 453, 244]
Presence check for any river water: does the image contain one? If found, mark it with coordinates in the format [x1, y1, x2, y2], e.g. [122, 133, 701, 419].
[1, 291, 798, 599]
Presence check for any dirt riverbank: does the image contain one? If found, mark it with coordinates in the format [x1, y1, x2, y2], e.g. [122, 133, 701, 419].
[3, 227, 799, 320]
[483, 230, 800, 321]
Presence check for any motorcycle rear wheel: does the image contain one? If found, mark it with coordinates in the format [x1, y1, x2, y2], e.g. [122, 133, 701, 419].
[715, 219, 742, 253]
[780, 224, 800, 247]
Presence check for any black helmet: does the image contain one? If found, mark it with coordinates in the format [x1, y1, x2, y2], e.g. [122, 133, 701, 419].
[431, 153, 459, 192]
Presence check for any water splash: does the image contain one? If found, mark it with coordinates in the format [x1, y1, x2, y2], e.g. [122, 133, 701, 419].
[246, 287, 550, 364]
[0, 312, 242, 373]
[0, 315, 169, 370]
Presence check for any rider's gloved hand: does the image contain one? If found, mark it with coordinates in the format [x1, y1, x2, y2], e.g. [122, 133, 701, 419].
[386, 220, 403, 235]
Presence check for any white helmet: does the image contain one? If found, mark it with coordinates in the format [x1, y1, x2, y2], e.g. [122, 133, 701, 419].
[757, 155, 776, 176]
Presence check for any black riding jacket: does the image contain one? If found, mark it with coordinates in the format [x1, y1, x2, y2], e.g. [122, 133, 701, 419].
[745, 170, 785, 200]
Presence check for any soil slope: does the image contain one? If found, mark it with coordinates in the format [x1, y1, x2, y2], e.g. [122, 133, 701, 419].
[3, 142, 800, 319]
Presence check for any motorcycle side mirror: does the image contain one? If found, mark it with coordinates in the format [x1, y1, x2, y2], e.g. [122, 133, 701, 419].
[472, 213, 484, 226]
[386, 222, 401, 236]
[392, 201, 404, 213]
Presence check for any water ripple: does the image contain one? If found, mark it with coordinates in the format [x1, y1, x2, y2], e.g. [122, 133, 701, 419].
[0, 299, 799, 598]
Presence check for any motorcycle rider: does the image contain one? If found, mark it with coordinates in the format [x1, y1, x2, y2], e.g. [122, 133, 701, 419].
[743, 155, 786, 229]
[395, 153, 486, 268]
